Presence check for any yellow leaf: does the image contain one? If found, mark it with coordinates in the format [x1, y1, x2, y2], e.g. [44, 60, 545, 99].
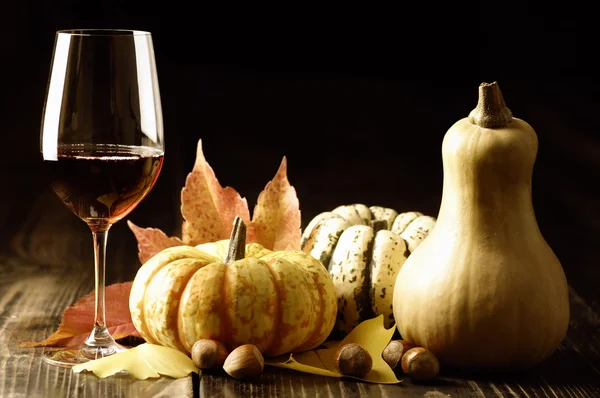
[72, 343, 198, 379]
[136, 344, 198, 379]
[265, 315, 401, 384]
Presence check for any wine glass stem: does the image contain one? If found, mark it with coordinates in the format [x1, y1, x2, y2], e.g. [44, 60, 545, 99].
[92, 228, 109, 331]
[81, 225, 118, 357]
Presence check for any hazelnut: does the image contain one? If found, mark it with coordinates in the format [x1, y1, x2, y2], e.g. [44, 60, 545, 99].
[333, 343, 373, 378]
[382, 340, 415, 370]
[223, 344, 264, 379]
[191, 339, 229, 370]
[401, 347, 440, 381]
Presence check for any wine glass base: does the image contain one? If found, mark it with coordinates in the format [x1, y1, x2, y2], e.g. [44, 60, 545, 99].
[42, 344, 128, 368]
[42, 348, 89, 368]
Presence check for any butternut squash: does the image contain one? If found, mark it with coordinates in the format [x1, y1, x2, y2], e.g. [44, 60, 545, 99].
[392, 82, 569, 371]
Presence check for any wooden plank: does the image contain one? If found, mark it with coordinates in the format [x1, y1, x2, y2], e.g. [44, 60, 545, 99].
[0, 252, 191, 398]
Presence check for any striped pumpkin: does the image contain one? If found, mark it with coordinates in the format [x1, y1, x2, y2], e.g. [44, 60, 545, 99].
[301, 204, 435, 334]
[130, 217, 337, 357]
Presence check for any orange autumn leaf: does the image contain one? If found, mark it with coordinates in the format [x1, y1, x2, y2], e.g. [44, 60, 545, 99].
[128, 138, 302, 262]
[20, 282, 141, 348]
[180, 139, 252, 246]
[127, 221, 184, 264]
[248, 157, 301, 251]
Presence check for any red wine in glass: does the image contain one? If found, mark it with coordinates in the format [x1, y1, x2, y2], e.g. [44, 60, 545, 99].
[44, 144, 164, 229]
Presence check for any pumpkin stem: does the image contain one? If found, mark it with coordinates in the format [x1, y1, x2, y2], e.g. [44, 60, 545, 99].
[371, 219, 389, 233]
[225, 216, 246, 264]
[468, 81, 513, 128]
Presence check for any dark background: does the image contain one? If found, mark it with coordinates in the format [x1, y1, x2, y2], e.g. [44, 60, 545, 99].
[1, 2, 599, 311]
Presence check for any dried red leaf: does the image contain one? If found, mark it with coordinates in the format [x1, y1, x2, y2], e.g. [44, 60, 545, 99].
[248, 157, 302, 250]
[20, 282, 141, 348]
[127, 220, 184, 264]
[180, 139, 252, 246]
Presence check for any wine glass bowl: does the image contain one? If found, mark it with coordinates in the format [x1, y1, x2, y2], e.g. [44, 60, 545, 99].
[45, 144, 163, 230]
[40, 29, 164, 366]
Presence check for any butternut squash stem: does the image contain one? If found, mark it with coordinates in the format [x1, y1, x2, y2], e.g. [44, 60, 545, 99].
[225, 216, 246, 264]
[467, 81, 513, 128]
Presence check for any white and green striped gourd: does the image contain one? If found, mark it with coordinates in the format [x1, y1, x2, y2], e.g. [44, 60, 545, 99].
[300, 203, 435, 334]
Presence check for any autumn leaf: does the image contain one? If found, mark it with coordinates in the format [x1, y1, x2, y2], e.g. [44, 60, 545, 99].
[128, 138, 302, 261]
[180, 139, 252, 246]
[248, 157, 301, 251]
[127, 221, 185, 264]
[20, 282, 141, 348]
[73, 343, 198, 379]
[265, 315, 400, 384]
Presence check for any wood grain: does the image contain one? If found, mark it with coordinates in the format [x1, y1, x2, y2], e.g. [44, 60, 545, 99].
[0, 265, 191, 397]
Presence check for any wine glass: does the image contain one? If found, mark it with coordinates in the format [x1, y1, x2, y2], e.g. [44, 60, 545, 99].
[40, 29, 164, 367]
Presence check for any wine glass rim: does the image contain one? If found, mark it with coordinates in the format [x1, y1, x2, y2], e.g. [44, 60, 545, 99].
[56, 29, 151, 36]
